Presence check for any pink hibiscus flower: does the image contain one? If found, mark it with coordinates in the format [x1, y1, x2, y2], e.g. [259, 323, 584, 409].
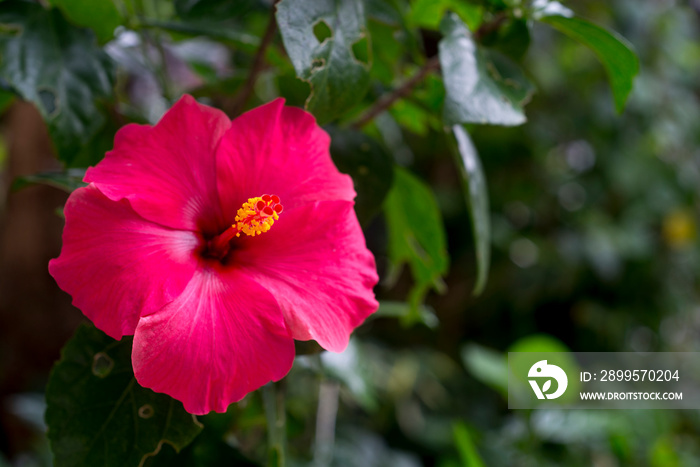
[49, 96, 379, 415]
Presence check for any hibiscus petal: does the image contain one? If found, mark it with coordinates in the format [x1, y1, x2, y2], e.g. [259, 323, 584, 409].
[216, 99, 355, 221]
[132, 265, 294, 414]
[49, 185, 200, 339]
[85, 95, 229, 233]
[232, 201, 379, 352]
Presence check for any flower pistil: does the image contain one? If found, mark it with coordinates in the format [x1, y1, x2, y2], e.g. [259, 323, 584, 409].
[206, 194, 283, 259]
[235, 194, 284, 237]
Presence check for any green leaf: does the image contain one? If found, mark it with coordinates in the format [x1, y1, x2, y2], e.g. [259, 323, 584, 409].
[143, 439, 260, 467]
[68, 118, 119, 168]
[388, 99, 433, 136]
[449, 125, 489, 295]
[12, 169, 87, 193]
[0, 1, 115, 165]
[384, 167, 449, 317]
[48, 0, 122, 43]
[164, 0, 263, 50]
[460, 344, 508, 396]
[408, 0, 482, 32]
[531, 0, 573, 18]
[174, 0, 261, 21]
[327, 126, 394, 225]
[46, 324, 203, 467]
[487, 51, 536, 106]
[320, 339, 378, 412]
[141, 20, 259, 50]
[453, 422, 486, 467]
[143, 410, 261, 467]
[367, 19, 401, 85]
[371, 300, 439, 329]
[0, 89, 15, 115]
[480, 18, 530, 61]
[276, 0, 371, 123]
[649, 436, 681, 467]
[541, 14, 639, 112]
[364, 0, 403, 27]
[0, 132, 8, 169]
[507, 333, 572, 354]
[439, 12, 532, 126]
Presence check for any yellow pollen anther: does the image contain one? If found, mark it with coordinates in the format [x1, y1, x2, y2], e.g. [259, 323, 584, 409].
[233, 194, 284, 237]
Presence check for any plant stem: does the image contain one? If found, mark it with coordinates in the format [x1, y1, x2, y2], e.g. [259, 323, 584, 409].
[350, 12, 510, 129]
[151, 0, 175, 101]
[262, 382, 287, 467]
[133, 0, 173, 102]
[473, 11, 508, 41]
[229, 0, 281, 116]
[351, 56, 441, 130]
[313, 380, 340, 467]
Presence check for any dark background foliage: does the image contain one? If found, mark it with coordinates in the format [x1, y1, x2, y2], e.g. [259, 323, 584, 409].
[1, 0, 699, 465]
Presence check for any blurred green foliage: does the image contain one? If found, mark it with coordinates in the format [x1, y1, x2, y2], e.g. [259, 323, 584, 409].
[2, 0, 700, 465]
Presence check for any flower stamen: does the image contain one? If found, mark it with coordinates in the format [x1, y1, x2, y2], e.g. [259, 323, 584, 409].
[206, 194, 283, 260]
[234, 194, 283, 237]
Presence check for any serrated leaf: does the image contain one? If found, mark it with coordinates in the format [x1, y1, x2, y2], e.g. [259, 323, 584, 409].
[277, 0, 371, 123]
[327, 126, 394, 225]
[541, 14, 639, 112]
[385, 167, 448, 318]
[12, 169, 86, 193]
[46, 324, 202, 467]
[48, 0, 122, 43]
[449, 125, 489, 295]
[439, 12, 532, 126]
[0, 1, 115, 165]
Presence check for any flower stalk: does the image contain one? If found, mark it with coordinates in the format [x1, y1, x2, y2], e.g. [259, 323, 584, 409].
[263, 382, 287, 467]
[313, 379, 340, 466]
[229, 0, 282, 116]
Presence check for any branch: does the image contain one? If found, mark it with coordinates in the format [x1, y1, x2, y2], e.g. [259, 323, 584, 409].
[351, 56, 440, 129]
[229, 0, 280, 116]
[262, 382, 287, 467]
[350, 12, 509, 129]
[473, 11, 508, 41]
